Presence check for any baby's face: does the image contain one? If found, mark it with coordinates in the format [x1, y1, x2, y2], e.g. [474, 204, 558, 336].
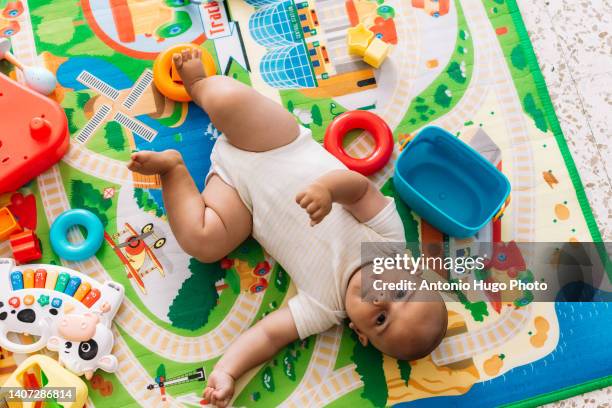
[345, 273, 447, 360]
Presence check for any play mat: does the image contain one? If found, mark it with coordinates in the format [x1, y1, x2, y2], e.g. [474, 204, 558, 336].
[0, 0, 611, 406]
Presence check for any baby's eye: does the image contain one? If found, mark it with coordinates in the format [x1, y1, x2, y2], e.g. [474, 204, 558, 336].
[65, 341, 72, 349]
[376, 313, 386, 326]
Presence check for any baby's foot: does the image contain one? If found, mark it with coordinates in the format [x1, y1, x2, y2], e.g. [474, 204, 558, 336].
[127, 150, 182, 176]
[173, 48, 206, 94]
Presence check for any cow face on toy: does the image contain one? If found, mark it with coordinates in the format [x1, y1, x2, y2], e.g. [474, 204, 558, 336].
[47, 312, 117, 380]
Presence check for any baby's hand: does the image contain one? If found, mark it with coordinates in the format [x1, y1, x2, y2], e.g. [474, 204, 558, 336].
[296, 182, 333, 226]
[204, 369, 235, 407]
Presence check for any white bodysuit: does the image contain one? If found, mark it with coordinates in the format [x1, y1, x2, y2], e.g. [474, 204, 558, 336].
[207, 127, 406, 338]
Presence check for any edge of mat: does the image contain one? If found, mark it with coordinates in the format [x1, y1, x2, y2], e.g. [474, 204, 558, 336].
[502, 1, 611, 406]
[504, 0, 609, 257]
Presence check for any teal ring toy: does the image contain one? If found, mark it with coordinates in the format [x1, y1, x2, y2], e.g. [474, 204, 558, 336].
[50, 209, 104, 261]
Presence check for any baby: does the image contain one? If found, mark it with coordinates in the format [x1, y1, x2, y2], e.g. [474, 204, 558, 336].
[128, 49, 447, 407]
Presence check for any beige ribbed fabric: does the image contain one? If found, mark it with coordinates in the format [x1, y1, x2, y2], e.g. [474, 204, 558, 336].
[207, 127, 405, 338]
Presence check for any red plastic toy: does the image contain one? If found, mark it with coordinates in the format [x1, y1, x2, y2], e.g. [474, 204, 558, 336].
[9, 229, 42, 264]
[324, 110, 394, 176]
[7, 192, 37, 230]
[483, 241, 526, 278]
[0, 72, 69, 193]
[0, 206, 21, 240]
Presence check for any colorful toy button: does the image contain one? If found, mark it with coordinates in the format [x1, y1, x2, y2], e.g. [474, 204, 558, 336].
[73, 282, 91, 302]
[55, 272, 70, 292]
[23, 269, 34, 288]
[8, 296, 20, 308]
[51, 297, 63, 308]
[23, 294, 35, 306]
[45, 269, 58, 290]
[65, 276, 82, 297]
[81, 288, 101, 308]
[10, 271, 23, 290]
[37, 294, 50, 307]
[34, 269, 47, 288]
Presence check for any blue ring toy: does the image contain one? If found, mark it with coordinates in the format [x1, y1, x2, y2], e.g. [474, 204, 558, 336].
[50, 209, 104, 261]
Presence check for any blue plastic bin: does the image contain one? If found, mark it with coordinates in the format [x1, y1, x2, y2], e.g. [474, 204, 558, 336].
[393, 126, 511, 238]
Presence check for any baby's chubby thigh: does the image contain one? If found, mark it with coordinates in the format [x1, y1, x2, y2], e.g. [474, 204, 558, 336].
[197, 174, 253, 260]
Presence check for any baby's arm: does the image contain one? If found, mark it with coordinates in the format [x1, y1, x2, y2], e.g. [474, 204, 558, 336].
[205, 307, 299, 407]
[296, 169, 388, 225]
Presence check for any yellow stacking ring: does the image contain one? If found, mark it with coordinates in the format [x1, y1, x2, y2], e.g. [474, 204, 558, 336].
[153, 43, 216, 102]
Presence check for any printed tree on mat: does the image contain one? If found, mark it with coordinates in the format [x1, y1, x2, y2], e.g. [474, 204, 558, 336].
[523, 93, 548, 132]
[351, 331, 387, 407]
[274, 266, 289, 292]
[134, 188, 164, 217]
[434, 85, 452, 108]
[167, 258, 226, 330]
[229, 237, 264, 265]
[397, 360, 411, 386]
[261, 366, 275, 392]
[452, 281, 489, 322]
[447, 61, 467, 84]
[380, 179, 419, 256]
[103, 121, 126, 151]
[70, 180, 111, 227]
[510, 45, 527, 70]
[64, 108, 80, 135]
[281, 339, 308, 381]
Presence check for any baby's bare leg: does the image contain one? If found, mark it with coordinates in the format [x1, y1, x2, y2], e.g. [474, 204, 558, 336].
[127, 150, 252, 262]
[174, 49, 299, 152]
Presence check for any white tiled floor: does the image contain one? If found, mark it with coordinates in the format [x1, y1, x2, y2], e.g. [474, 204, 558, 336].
[518, 0, 612, 242]
[517, 1, 611, 406]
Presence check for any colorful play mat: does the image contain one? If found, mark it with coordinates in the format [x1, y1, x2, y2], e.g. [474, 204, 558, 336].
[0, 0, 610, 406]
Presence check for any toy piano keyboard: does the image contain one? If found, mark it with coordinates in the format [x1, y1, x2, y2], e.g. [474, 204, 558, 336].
[0, 258, 124, 354]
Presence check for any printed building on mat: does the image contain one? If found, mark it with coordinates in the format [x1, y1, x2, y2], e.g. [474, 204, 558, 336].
[245, 0, 378, 95]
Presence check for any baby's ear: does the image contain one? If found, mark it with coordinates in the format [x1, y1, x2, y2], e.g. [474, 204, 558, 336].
[348, 322, 369, 347]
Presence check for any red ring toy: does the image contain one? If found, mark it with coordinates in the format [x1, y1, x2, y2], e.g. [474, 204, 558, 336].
[324, 110, 394, 176]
